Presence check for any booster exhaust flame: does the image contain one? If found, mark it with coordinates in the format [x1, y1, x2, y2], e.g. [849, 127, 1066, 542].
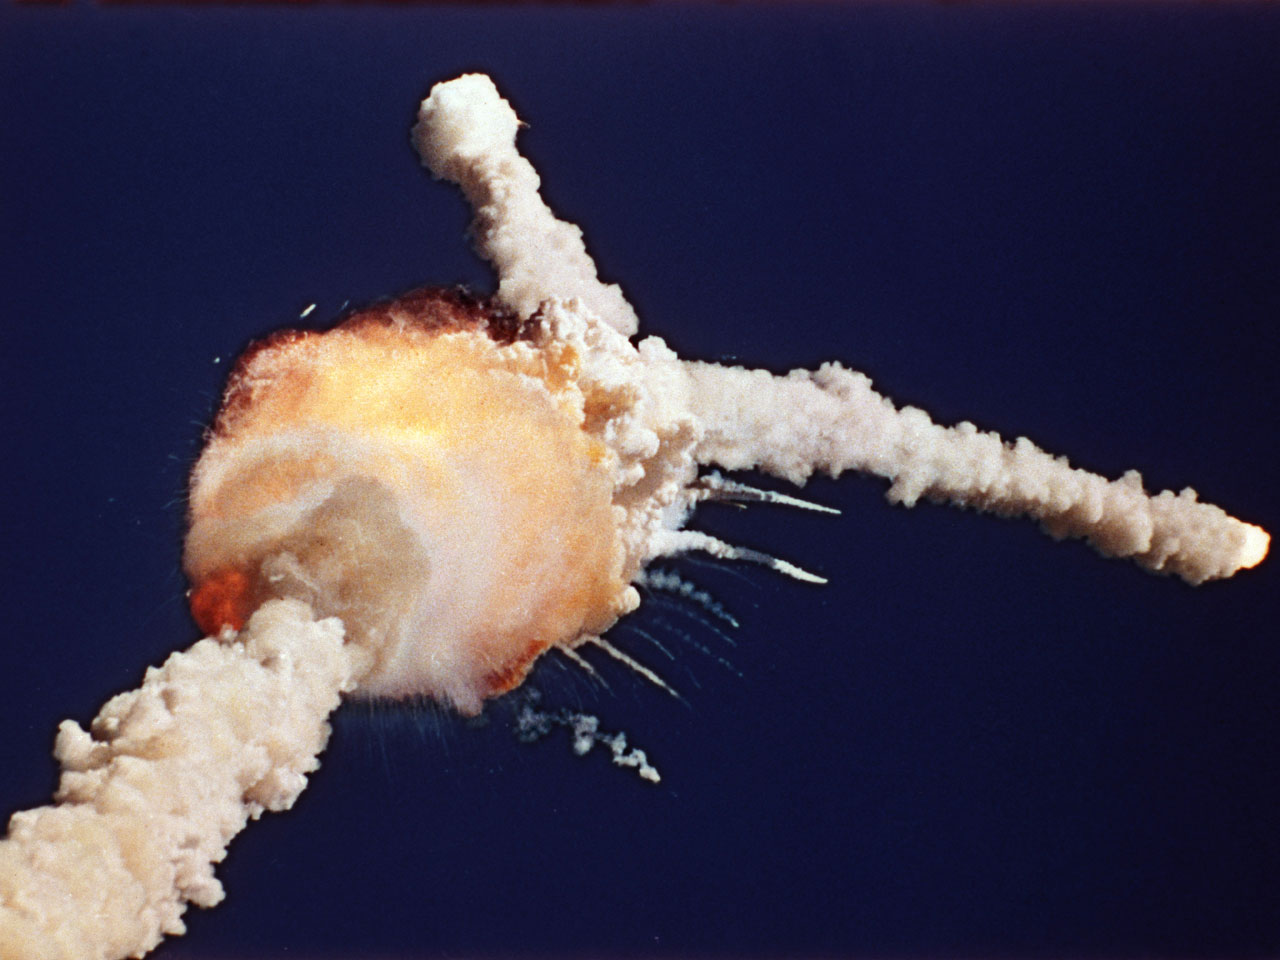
[0, 73, 1268, 959]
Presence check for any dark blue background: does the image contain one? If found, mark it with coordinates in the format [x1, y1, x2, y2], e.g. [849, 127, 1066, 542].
[2, 5, 1278, 959]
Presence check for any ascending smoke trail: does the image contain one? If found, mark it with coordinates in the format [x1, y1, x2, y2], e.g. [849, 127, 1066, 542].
[413, 72, 640, 338]
[680, 361, 1270, 585]
[0, 602, 354, 960]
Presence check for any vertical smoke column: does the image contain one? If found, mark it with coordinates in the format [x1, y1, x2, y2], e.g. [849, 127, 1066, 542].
[0, 602, 355, 960]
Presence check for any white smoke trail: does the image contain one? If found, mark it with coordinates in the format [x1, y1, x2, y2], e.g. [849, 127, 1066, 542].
[680, 360, 1269, 584]
[0, 601, 355, 960]
[413, 73, 641, 337]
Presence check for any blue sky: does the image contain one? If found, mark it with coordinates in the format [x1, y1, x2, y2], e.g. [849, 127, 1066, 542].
[2, 5, 1278, 958]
